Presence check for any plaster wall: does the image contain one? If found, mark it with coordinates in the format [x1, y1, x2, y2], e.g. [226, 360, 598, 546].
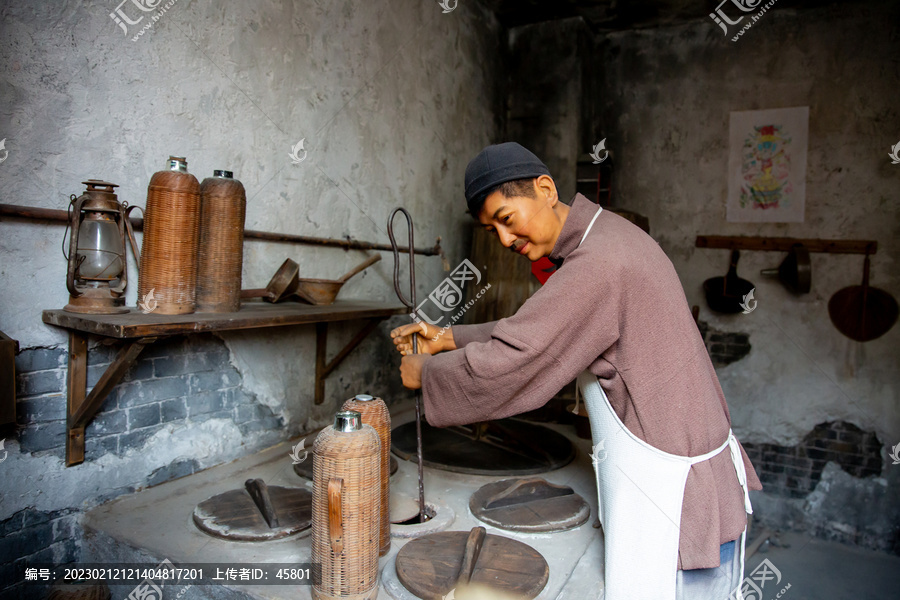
[0, 0, 502, 584]
[594, 0, 899, 448]
[506, 18, 587, 203]
[0, 0, 499, 349]
[592, 0, 900, 548]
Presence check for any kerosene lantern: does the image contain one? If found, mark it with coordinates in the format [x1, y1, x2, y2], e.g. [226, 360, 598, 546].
[63, 180, 133, 314]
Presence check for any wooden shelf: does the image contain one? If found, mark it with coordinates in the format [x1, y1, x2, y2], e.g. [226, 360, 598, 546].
[695, 236, 877, 255]
[42, 301, 408, 466]
[42, 300, 406, 339]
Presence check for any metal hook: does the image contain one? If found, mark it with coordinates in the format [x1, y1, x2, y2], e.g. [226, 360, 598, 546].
[388, 207, 417, 311]
[387, 206, 426, 523]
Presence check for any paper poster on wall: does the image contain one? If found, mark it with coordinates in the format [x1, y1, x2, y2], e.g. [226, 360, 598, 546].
[727, 106, 809, 222]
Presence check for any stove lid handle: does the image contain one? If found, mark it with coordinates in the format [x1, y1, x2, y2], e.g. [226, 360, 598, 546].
[456, 526, 487, 588]
[244, 478, 280, 529]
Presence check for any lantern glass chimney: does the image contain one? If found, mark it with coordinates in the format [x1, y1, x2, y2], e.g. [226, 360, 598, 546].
[76, 213, 125, 281]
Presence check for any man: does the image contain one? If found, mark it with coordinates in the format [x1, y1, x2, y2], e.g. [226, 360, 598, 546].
[391, 142, 761, 600]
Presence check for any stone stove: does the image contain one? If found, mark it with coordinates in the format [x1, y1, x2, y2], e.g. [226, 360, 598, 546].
[83, 404, 605, 599]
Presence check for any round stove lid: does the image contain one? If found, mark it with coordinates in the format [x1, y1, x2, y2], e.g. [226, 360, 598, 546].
[396, 527, 548, 600]
[192, 479, 311, 541]
[391, 418, 575, 475]
[470, 477, 590, 533]
[390, 493, 422, 524]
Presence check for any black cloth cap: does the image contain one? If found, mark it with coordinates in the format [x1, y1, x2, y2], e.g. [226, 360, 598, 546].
[465, 142, 550, 213]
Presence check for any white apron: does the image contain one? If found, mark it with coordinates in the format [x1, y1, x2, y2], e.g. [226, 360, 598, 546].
[572, 206, 753, 600]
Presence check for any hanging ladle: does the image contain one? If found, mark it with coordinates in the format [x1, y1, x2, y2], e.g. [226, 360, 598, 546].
[703, 250, 755, 313]
[828, 253, 898, 342]
[760, 243, 811, 294]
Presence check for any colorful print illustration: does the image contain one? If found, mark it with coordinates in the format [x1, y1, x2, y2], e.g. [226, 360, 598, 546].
[740, 124, 793, 210]
[727, 106, 807, 223]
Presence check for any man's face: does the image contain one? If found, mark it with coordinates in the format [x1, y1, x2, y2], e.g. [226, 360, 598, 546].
[477, 176, 562, 262]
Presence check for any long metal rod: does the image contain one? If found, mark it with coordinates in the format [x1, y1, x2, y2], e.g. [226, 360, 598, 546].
[0, 203, 442, 257]
[388, 207, 426, 523]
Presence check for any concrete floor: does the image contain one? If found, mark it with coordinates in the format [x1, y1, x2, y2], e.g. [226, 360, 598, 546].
[744, 532, 900, 600]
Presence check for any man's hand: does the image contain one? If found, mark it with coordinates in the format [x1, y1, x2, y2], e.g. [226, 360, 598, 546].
[390, 321, 453, 356]
[400, 354, 430, 389]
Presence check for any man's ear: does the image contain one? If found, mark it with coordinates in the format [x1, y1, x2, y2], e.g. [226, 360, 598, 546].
[534, 175, 558, 206]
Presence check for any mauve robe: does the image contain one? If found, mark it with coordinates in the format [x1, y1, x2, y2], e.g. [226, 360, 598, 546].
[420, 193, 762, 570]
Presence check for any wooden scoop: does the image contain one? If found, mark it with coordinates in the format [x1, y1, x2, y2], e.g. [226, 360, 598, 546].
[294, 254, 382, 305]
[241, 254, 381, 305]
[240, 258, 300, 303]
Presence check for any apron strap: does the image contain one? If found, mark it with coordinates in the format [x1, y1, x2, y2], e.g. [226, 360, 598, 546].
[726, 433, 753, 514]
[727, 432, 753, 600]
[687, 432, 732, 464]
[578, 205, 603, 246]
[573, 378, 583, 417]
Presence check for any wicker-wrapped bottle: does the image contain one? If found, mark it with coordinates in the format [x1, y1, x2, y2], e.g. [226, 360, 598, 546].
[196, 170, 246, 312]
[341, 394, 391, 557]
[138, 156, 201, 314]
[312, 411, 381, 600]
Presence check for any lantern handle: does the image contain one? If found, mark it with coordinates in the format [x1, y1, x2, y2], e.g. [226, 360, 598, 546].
[61, 194, 77, 262]
[65, 193, 89, 298]
[123, 203, 142, 264]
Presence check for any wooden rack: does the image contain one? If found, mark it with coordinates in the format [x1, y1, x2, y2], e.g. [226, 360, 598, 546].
[42, 301, 407, 467]
[695, 236, 877, 255]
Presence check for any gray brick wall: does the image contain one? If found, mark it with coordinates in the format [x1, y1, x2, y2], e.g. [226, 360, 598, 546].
[6, 333, 284, 598]
[0, 508, 80, 600]
[14, 334, 281, 461]
[697, 321, 752, 367]
[743, 421, 884, 499]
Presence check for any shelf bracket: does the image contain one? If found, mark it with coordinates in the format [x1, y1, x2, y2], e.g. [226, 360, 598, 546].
[66, 333, 158, 466]
[315, 318, 387, 405]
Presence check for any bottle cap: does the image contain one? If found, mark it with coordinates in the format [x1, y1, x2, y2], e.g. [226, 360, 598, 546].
[213, 170, 233, 178]
[167, 156, 188, 172]
[334, 410, 362, 432]
[353, 394, 375, 402]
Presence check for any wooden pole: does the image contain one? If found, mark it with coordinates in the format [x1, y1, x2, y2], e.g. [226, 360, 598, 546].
[696, 235, 876, 255]
[0, 202, 442, 257]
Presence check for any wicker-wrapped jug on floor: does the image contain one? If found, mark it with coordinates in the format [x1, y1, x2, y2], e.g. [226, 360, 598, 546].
[312, 411, 381, 600]
[196, 170, 246, 312]
[341, 394, 391, 557]
[138, 156, 201, 314]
